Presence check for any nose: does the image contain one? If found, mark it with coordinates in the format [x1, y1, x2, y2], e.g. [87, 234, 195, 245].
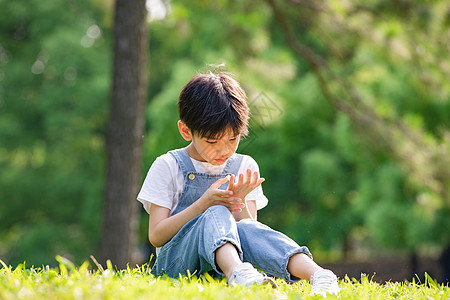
[218, 140, 230, 156]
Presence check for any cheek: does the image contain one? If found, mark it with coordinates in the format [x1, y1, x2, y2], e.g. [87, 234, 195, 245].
[198, 143, 217, 158]
[230, 140, 239, 151]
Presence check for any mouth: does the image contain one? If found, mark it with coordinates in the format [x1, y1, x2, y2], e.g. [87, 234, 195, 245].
[214, 157, 228, 163]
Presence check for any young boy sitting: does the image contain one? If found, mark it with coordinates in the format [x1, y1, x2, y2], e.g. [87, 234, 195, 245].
[137, 71, 340, 296]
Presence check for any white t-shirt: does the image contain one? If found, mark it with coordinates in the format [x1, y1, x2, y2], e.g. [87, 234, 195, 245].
[137, 151, 268, 215]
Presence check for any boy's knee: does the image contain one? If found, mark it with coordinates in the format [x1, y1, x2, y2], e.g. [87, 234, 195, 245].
[205, 205, 231, 215]
[202, 205, 235, 224]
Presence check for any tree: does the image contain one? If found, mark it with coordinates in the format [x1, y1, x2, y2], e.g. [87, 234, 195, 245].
[99, 0, 149, 268]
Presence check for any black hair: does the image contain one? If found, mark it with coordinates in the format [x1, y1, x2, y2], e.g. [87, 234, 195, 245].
[178, 72, 249, 139]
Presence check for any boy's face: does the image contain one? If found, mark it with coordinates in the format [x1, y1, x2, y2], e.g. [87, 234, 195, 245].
[178, 121, 240, 165]
[191, 130, 240, 165]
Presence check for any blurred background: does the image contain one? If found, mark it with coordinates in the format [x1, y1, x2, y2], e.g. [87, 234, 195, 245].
[0, 0, 449, 283]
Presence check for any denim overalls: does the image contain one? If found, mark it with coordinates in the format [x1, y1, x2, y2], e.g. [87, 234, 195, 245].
[151, 148, 312, 282]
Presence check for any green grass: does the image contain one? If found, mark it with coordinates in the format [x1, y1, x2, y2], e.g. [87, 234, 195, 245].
[0, 257, 448, 299]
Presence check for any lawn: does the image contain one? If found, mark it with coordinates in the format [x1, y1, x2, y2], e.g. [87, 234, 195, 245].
[0, 257, 448, 299]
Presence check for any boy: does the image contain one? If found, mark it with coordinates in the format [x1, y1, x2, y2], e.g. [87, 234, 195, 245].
[137, 71, 340, 296]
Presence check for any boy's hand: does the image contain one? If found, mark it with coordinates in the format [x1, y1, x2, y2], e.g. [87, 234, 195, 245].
[196, 177, 244, 212]
[227, 169, 265, 210]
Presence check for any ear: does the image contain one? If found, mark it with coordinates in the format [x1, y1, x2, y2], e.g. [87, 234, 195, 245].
[178, 120, 193, 141]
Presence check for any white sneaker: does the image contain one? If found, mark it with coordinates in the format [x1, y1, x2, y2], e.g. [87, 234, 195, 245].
[228, 262, 278, 288]
[310, 269, 340, 296]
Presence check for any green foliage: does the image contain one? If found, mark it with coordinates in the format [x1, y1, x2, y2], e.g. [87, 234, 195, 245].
[0, 259, 448, 299]
[0, 0, 109, 266]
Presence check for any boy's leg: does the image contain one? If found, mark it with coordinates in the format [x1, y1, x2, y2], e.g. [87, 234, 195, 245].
[236, 218, 313, 282]
[287, 252, 321, 280]
[215, 242, 277, 288]
[152, 205, 242, 278]
[237, 219, 339, 294]
[215, 242, 242, 279]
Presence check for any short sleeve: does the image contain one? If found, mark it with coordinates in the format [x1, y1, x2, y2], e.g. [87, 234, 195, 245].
[237, 155, 268, 210]
[137, 156, 177, 214]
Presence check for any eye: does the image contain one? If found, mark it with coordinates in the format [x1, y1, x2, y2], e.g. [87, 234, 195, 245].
[206, 140, 217, 144]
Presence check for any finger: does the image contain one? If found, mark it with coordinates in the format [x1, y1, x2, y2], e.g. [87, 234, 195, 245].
[255, 178, 265, 187]
[228, 174, 235, 190]
[225, 202, 245, 210]
[220, 197, 242, 205]
[244, 169, 252, 185]
[219, 195, 242, 203]
[211, 176, 230, 189]
[216, 190, 233, 197]
[251, 171, 258, 186]
[238, 173, 244, 186]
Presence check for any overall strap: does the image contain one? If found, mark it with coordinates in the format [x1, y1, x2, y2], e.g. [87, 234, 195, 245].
[169, 149, 196, 175]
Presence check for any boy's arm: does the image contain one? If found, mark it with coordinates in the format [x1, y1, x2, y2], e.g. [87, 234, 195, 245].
[148, 176, 243, 247]
[148, 203, 203, 247]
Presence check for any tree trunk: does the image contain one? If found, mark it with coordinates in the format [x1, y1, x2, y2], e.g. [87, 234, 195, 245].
[99, 0, 148, 269]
